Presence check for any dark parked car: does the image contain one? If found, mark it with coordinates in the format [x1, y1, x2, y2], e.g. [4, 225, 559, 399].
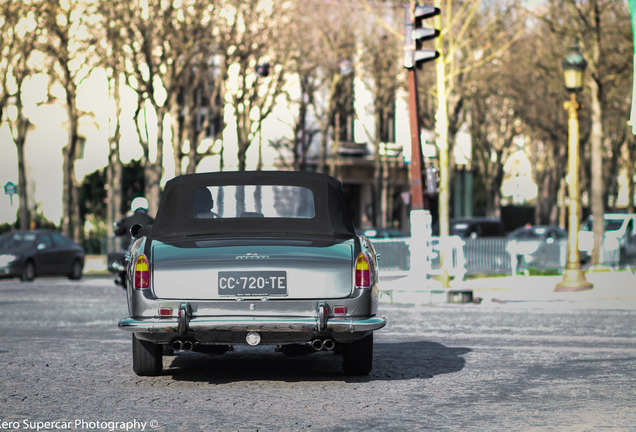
[0, 230, 85, 281]
[357, 228, 410, 272]
[507, 225, 567, 268]
[432, 217, 508, 274]
[443, 217, 506, 238]
[357, 227, 407, 238]
[118, 171, 387, 376]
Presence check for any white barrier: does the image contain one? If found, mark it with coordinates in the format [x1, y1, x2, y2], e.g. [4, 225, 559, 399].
[372, 235, 630, 279]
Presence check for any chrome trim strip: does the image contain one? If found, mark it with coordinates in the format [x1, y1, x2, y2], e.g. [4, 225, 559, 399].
[118, 315, 387, 334]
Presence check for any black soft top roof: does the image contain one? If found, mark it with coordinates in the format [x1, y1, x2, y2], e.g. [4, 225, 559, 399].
[150, 171, 355, 239]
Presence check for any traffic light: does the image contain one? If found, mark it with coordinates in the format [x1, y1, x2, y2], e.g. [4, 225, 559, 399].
[404, 4, 440, 69]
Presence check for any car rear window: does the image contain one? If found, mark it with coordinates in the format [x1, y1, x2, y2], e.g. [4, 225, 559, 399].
[193, 185, 315, 220]
[51, 232, 74, 247]
[582, 218, 626, 232]
[6, 233, 37, 247]
[514, 230, 539, 239]
[449, 223, 470, 237]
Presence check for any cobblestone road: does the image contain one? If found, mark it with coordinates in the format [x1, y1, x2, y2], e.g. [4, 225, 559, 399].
[1, 276, 634, 431]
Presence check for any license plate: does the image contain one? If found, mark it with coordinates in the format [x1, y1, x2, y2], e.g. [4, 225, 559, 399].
[218, 271, 288, 296]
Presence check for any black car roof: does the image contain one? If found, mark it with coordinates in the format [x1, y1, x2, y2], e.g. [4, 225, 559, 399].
[150, 171, 355, 239]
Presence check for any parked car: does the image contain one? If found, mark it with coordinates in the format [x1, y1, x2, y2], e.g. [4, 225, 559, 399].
[0, 230, 85, 281]
[433, 217, 506, 238]
[357, 228, 410, 272]
[357, 227, 407, 238]
[507, 225, 567, 268]
[579, 213, 636, 263]
[431, 217, 508, 274]
[118, 171, 387, 376]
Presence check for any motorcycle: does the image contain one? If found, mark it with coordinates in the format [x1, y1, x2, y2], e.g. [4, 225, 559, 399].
[107, 219, 131, 289]
[107, 248, 128, 289]
[108, 204, 154, 289]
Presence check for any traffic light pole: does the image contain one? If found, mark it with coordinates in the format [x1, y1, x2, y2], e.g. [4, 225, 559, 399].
[404, 2, 438, 210]
[407, 66, 427, 211]
[404, 3, 439, 287]
[406, 64, 433, 286]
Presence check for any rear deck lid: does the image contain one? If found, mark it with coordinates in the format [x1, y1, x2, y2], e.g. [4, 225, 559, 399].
[151, 238, 354, 300]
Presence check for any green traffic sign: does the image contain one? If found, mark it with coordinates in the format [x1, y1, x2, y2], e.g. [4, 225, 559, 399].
[4, 181, 17, 195]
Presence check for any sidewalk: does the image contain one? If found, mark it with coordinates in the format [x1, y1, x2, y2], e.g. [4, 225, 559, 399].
[378, 269, 636, 309]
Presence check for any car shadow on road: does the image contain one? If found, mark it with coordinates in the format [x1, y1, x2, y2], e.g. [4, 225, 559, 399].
[165, 341, 470, 384]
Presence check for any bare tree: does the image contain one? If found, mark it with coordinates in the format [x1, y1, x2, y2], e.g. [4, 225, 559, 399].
[43, 0, 97, 241]
[119, 0, 171, 213]
[119, 0, 220, 212]
[269, 1, 324, 172]
[168, 1, 225, 176]
[0, 0, 45, 230]
[625, 135, 636, 214]
[583, 3, 632, 213]
[310, 1, 358, 175]
[219, 0, 292, 171]
[172, 46, 224, 175]
[92, 0, 127, 232]
[537, 0, 631, 265]
[360, 2, 402, 228]
[432, 0, 523, 221]
[469, 92, 518, 219]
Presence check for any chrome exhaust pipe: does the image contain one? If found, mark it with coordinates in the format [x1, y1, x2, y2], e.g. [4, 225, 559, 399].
[182, 340, 194, 351]
[311, 339, 324, 351]
[322, 339, 335, 351]
[171, 340, 183, 351]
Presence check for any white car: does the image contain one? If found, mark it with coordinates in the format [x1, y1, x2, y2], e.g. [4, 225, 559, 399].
[579, 213, 636, 263]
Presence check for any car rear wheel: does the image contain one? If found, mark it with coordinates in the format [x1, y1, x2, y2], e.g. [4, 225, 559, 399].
[132, 334, 163, 376]
[20, 261, 35, 282]
[68, 259, 83, 280]
[342, 333, 373, 375]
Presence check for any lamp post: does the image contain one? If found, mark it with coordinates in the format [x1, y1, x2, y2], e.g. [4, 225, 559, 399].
[556, 43, 593, 292]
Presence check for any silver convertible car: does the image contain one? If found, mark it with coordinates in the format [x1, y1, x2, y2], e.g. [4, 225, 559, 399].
[118, 171, 386, 376]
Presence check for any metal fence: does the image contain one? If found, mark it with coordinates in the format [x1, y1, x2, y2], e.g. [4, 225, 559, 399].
[372, 235, 630, 278]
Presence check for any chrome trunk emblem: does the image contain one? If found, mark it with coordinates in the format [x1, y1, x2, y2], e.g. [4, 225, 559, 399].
[236, 253, 270, 260]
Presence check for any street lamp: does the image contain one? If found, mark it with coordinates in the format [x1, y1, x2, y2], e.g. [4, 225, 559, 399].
[555, 43, 593, 292]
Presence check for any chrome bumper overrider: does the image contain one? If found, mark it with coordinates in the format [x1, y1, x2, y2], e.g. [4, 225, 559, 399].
[118, 315, 387, 334]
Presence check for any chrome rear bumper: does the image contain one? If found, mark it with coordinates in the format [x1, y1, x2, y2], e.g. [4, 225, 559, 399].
[118, 315, 387, 334]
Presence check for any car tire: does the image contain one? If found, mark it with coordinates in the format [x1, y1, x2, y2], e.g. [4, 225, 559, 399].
[68, 260, 83, 280]
[342, 333, 373, 376]
[132, 334, 163, 376]
[20, 260, 35, 282]
[618, 246, 632, 267]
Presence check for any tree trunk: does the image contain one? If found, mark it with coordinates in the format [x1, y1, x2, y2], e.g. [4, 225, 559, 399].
[15, 108, 30, 230]
[107, 72, 123, 236]
[62, 100, 80, 242]
[146, 107, 166, 217]
[589, 78, 604, 265]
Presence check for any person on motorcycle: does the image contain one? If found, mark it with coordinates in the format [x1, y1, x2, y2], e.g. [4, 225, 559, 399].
[111, 197, 154, 288]
[115, 197, 154, 251]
